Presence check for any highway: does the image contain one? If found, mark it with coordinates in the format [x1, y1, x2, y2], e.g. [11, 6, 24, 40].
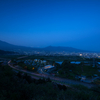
[8, 60, 96, 88]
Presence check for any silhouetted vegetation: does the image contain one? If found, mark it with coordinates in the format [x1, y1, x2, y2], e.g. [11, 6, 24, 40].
[0, 64, 100, 100]
[57, 60, 100, 79]
[0, 49, 17, 55]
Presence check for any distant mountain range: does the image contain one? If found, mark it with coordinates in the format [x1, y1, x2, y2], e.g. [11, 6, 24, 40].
[0, 40, 92, 53]
[0, 40, 37, 52]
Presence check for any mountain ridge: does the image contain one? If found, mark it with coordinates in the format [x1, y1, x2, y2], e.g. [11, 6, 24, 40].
[0, 40, 94, 53]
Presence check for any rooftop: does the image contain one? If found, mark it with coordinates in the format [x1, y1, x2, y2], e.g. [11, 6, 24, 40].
[44, 65, 54, 69]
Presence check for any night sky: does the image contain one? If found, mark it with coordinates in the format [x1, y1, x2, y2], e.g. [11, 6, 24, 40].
[0, 0, 100, 51]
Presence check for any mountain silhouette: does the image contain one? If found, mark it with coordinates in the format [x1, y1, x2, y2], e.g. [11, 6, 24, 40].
[0, 40, 91, 52]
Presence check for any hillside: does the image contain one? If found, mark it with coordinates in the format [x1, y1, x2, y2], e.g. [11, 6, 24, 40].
[0, 40, 91, 52]
[0, 40, 37, 52]
[0, 50, 17, 55]
[0, 64, 100, 100]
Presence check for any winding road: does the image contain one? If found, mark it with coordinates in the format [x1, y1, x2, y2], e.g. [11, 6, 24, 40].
[8, 60, 96, 88]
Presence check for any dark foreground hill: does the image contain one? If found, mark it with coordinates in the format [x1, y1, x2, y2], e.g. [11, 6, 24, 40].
[0, 64, 100, 100]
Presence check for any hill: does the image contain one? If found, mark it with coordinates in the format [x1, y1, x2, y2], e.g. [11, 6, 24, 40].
[0, 40, 91, 53]
[0, 49, 17, 55]
[0, 64, 100, 100]
[0, 40, 38, 52]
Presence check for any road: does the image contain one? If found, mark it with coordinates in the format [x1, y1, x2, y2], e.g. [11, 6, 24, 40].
[8, 60, 96, 88]
[17, 56, 28, 59]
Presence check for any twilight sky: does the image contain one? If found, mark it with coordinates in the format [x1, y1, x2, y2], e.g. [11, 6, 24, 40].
[0, 0, 100, 51]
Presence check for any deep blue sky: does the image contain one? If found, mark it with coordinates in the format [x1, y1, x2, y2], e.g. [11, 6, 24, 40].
[0, 0, 100, 51]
